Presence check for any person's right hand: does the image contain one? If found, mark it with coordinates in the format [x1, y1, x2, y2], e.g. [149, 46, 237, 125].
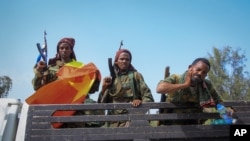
[36, 61, 46, 72]
[132, 99, 142, 107]
[184, 68, 193, 87]
[101, 77, 112, 94]
[103, 77, 112, 87]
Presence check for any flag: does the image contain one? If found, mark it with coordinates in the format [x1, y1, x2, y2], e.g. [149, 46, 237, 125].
[26, 61, 101, 128]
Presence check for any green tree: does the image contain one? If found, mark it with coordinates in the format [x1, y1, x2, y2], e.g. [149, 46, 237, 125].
[207, 46, 250, 100]
[0, 75, 12, 98]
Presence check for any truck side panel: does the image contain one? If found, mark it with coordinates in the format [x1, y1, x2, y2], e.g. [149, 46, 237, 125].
[0, 98, 22, 141]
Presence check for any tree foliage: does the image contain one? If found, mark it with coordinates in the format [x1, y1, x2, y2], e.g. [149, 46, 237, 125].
[207, 46, 250, 100]
[0, 75, 12, 98]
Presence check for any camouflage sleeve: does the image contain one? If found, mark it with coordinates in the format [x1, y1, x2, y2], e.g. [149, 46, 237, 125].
[134, 72, 154, 102]
[206, 80, 223, 104]
[162, 74, 179, 84]
[32, 68, 45, 91]
[156, 74, 179, 91]
[32, 66, 58, 91]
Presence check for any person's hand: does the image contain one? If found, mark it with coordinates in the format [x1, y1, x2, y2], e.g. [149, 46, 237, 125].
[184, 68, 193, 86]
[103, 77, 112, 87]
[36, 61, 46, 72]
[101, 77, 112, 94]
[132, 99, 142, 107]
[226, 107, 235, 116]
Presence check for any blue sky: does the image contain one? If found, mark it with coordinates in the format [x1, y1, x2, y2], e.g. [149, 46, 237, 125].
[1, 0, 250, 103]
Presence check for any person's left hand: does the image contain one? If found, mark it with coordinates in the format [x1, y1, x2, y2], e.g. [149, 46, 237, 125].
[132, 99, 142, 107]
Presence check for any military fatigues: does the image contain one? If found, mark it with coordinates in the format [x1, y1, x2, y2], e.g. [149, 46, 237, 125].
[99, 71, 154, 127]
[32, 59, 103, 128]
[159, 71, 223, 125]
[32, 60, 68, 90]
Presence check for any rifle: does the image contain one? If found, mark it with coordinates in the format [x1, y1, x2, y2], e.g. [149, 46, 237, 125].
[36, 30, 47, 66]
[108, 40, 123, 85]
[35, 30, 48, 85]
[159, 66, 170, 113]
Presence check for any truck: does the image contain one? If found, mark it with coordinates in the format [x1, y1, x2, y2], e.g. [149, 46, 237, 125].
[1, 97, 250, 141]
[0, 98, 22, 141]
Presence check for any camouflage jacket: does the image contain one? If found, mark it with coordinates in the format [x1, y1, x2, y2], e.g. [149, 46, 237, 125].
[99, 71, 154, 114]
[32, 59, 74, 90]
[161, 71, 223, 107]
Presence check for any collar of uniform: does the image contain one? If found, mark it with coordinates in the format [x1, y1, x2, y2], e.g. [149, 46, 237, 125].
[56, 60, 65, 67]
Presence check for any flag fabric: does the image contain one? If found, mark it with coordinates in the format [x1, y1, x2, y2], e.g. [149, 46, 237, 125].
[26, 61, 101, 128]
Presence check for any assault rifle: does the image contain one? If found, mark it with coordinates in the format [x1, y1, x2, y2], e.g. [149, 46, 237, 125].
[108, 40, 123, 86]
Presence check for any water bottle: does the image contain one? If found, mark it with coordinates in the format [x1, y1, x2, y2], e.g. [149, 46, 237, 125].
[211, 104, 235, 125]
[210, 119, 227, 125]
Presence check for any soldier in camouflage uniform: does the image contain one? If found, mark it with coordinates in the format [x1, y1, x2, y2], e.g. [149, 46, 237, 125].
[32, 37, 102, 128]
[98, 48, 154, 127]
[32, 37, 77, 90]
[156, 58, 233, 125]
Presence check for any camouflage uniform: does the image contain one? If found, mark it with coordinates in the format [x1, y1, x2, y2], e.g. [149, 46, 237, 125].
[32, 60, 68, 90]
[32, 59, 103, 128]
[99, 71, 154, 127]
[159, 71, 223, 125]
[32, 37, 77, 90]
